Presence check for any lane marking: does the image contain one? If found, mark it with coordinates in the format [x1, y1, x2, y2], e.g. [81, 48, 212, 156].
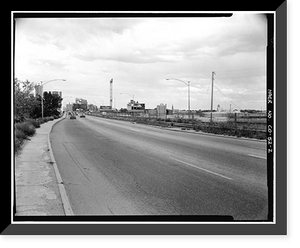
[128, 128, 142, 133]
[248, 154, 267, 160]
[169, 157, 233, 180]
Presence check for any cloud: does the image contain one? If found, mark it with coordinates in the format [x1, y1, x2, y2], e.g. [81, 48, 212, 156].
[166, 14, 267, 60]
[74, 47, 174, 64]
[15, 14, 267, 110]
[29, 58, 67, 68]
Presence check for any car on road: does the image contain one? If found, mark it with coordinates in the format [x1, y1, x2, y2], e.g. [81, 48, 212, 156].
[70, 115, 76, 119]
[80, 113, 85, 118]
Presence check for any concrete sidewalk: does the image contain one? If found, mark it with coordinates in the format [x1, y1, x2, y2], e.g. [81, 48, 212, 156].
[15, 116, 68, 216]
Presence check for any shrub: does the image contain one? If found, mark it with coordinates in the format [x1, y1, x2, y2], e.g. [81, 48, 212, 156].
[15, 128, 26, 140]
[41, 117, 50, 122]
[43, 116, 54, 121]
[14, 137, 23, 152]
[14, 122, 36, 153]
[15, 122, 36, 137]
[26, 118, 40, 128]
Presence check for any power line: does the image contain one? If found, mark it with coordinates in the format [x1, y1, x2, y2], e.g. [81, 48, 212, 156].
[213, 75, 265, 110]
[214, 67, 266, 81]
[214, 66, 266, 73]
[213, 84, 242, 110]
[213, 72, 245, 109]
[215, 74, 266, 79]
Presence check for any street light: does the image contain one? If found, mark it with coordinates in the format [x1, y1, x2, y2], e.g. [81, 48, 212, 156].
[120, 93, 135, 110]
[166, 78, 191, 119]
[120, 93, 134, 101]
[40, 79, 66, 118]
[120, 93, 135, 118]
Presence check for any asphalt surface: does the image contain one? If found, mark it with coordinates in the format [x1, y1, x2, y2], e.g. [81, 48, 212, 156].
[50, 115, 268, 220]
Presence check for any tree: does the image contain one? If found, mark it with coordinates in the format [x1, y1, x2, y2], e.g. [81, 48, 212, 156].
[14, 79, 63, 121]
[42, 91, 62, 117]
[14, 78, 37, 122]
[29, 95, 42, 119]
[119, 108, 128, 113]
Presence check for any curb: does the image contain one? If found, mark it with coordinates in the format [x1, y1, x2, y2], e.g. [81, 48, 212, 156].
[47, 114, 74, 216]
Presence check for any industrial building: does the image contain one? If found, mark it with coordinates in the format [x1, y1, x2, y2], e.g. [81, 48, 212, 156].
[127, 100, 145, 111]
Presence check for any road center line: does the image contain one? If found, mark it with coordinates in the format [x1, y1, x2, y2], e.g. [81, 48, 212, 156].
[248, 154, 267, 159]
[169, 157, 233, 180]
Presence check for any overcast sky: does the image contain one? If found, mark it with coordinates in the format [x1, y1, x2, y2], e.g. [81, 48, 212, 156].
[15, 14, 267, 110]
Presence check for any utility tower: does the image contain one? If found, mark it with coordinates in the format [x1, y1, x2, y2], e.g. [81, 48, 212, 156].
[110, 78, 113, 109]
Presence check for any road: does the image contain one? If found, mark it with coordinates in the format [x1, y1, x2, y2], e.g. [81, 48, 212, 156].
[50, 114, 268, 220]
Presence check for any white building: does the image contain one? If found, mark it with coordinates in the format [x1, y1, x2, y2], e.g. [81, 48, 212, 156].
[34, 84, 43, 97]
[65, 103, 73, 112]
[51, 91, 62, 98]
[157, 103, 167, 117]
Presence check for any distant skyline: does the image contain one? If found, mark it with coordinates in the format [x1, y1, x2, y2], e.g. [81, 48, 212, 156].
[14, 13, 267, 110]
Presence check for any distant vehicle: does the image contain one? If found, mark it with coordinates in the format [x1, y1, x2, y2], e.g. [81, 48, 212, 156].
[80, 113, 85, 118]
[70, 115, 76, 119]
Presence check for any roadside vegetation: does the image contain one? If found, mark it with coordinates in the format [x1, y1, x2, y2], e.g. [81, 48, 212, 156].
[91, 113, 266, 140]
[14, 78, 62, 153]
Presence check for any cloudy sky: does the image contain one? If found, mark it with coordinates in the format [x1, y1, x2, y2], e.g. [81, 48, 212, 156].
[15, 14, 267, 111]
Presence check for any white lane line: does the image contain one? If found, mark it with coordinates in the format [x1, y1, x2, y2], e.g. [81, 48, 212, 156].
[169, 157, 233, 180]
[128, 128, 142, 133]
[248, 154, 267, 160]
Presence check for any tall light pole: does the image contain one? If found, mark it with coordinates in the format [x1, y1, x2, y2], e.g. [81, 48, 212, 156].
[40, 79, 66, 118]
[120, 93, 134, 101]
[120, 93, 135, 118]
[166, 78, 191, 119]
[120, 93, 134, 110]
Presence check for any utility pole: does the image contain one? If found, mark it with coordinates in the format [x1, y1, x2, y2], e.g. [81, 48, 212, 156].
[110, 78, 113, 109]
[210, 71, 215, 122]
[188, 81, 190, 119]
[40, 82, 44, 119]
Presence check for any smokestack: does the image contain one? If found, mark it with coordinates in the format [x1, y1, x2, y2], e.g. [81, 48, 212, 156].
[110, 78, 113, 109]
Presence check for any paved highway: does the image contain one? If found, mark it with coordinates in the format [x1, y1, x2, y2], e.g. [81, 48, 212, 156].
[50, 115, 268, 220]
